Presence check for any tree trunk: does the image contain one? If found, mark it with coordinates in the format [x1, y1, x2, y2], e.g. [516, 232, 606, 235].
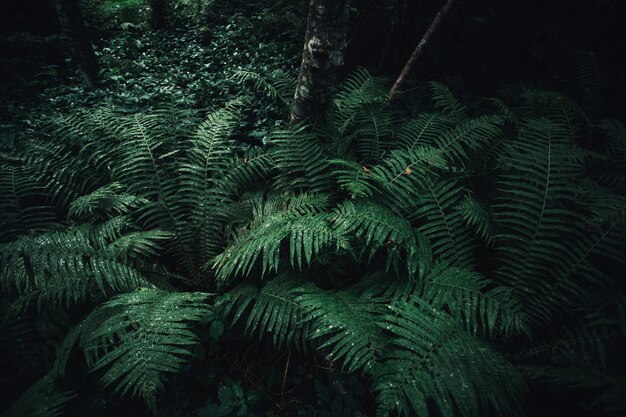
[55, 0, 99, 89]
[149, 0, 167, 30]
[291, 0, 351, 122]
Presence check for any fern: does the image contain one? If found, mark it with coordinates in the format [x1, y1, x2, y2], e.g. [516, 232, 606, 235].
[0, 219, 166, 313]
[84, 108, 195, 273]
[213, 205, 347, 284]
[332, 200, 426, 276]
[373, 298, 524, 417]
[297, 286, 384, 372]
[270, 124, 333, 194]
[575, 52, 610, 121]
[414, 178, 476, 267]
[79, 289, 211, 411]
[218, 273, 312, 347]
[69, 182, 148, 219]
[395, 113, 454, 151]
[493, 116, 599, 324]
[232, 69, 296, 107]
[337, 145, 447, 212]
[331, 68, 396, 161]
[176, 104, 241, 268]
[418, 263, 527, 336]
[0, 156, 62, 242]
[591, 119, 626, 191]
[2, 71, 625, 417]
[457, 194, 495, 244]
[432, 115, 504, 164]
[430, 82, 467, 123]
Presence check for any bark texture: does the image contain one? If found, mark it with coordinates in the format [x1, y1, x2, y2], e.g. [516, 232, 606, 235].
[55, 0, 99, 89]
[149, 0, 167, 30]
[292, 0, 351, 122]
[388, 0, 455, 103]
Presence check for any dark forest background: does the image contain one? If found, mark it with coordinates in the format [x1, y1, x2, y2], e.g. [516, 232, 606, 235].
[2, 0, 625, 115]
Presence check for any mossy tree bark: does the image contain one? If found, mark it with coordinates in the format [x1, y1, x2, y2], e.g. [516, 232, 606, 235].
[149, 0, 167, 30]
[291, 0, 351, 122]
[54, 0, 99, 90]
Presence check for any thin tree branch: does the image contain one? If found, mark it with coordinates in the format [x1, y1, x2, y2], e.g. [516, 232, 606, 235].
[387, 0, 455, 103]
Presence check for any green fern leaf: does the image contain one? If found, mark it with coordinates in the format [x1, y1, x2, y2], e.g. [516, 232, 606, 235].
[332, 200, 426, 276]
[218, 273, 312, 347]
[0, 220, 165, 312]
[271, 124, 333, 194]
[80, 289, 211, 411]
[374, 299, 524, 417]
[415, 179, 476, 268]
[297, 287, 384, 372]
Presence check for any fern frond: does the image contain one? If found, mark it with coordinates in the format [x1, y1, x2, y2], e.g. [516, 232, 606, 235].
[80, 108, 194, 273]
[331, 159, 379, 198]
[177, 104, 241, 268]
[0, 159, 61, 242]
[415, 179, 476, 268]
[431, 115, 503, 164]
[106, 230, 173, 260]
[69, 182, 148, 219]
[350, 107, 396, 162]
[332, 68, 395, 161]
[374, 299, 524, 417]
[214, 209, 347, 285]
[430, 82, 467, 123]
[270, 124, 332, 194]
[361, 146, 448, 213]
[575, 52, 609, 121]
[232, 69, 296, 107]
[590, 119, 626, 191]
[80, 289, 211, 411]
[0, 221, 162, 312]
[485, 97, 519, 126]
[457, 195, 495, 244]
[395, 113, 453, 151]
[517, 89, 587, 138]
[297, 287, 384, 372]
[217, 273, 312, 347]
[217, 149, 274, 196]
[332, 201, 426, 276]
[493, 117, 591, 325]
[516, 317, 624, 414]
[420, 263, 527, 336]
[333, 68, 389, 114]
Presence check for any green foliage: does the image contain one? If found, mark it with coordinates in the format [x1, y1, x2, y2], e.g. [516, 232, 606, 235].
[297, 286, 384, 373]
[373, 298, 523, 417]
[218, 273, 312, 347]
[1, 69, 625, 417]
[81, 0, 147, 32]
[93, 14, 299, 111]
[79, 289, 211, 411]
[0, 219, 167, 313]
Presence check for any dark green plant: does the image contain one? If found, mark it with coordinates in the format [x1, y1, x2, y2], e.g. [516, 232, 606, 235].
[1, 70, 625, 417]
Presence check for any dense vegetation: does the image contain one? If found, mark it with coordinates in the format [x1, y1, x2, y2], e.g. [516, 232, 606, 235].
[1, 1, 625, 416]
